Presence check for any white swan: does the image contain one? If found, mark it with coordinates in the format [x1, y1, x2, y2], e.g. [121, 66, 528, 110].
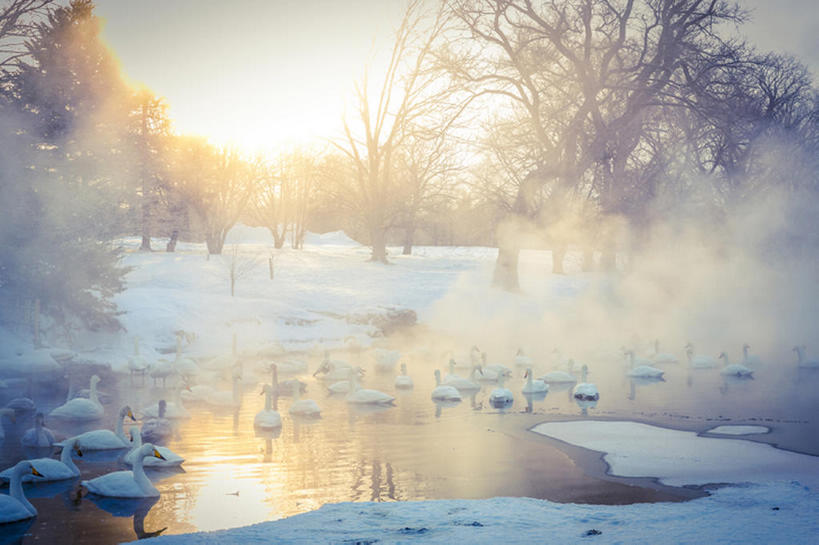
[794, 345, 819, 368]
[148, 359, 177, 387]
[514, 348, 533, 368]
[267, 363, 307, 397]
[718, 353, 753, 377]
[469, 345, 482, 367]
[141, 396, 190, 420]
[128, 336, 150, 378]
[488, 372, 514, 405]
[741, 344, 762, 367]
[539, 359, 577, 384]
[21, 412, 55, 448]
[431, 370, 461, 401]
[276, 358, 308, 375]
[1, 438, 81, 483]
[685, 344, 718, 369]
[394, 363, 413, 389]
[573, 365, 599, 401]
[206, 375, 241, 408]
[625, 351, 665, 379]
[0, 461, 43, 523]
[125, 427, 184, 468]
[49, 375, 104, 421]
[313, 351, 352, 382]
[82, 443, 166, 498]
[254, 384, 282, 429]
[442, 360, 482, 390]
[288, 381, 320, 417]
[172, 333, 200, 380]
[56, 405, 135, 450]
[477, 353, 512, 381]
[650, 340, 678, 364]
[373, 348, 401, 372]
[141, 401, 173, 444]
[346, 368, 395, 405]
[522, 368, 549, 394]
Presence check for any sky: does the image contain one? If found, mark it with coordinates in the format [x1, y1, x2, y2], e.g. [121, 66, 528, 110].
[93, 0, 819, 156]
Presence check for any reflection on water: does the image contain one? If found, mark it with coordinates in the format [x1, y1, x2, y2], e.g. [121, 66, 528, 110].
[0, 347, 816, 544]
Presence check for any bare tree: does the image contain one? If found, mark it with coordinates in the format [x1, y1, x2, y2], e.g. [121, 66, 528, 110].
[0, 0, 55, 71]
[333, 0, 469, 263]
[445, 0, 746, 288]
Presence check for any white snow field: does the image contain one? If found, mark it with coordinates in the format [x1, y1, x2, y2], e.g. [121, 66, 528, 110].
[531, 420, 819, 488]
[139, 481, 818, 545]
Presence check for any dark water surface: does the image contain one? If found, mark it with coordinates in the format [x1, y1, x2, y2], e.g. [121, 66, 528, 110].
[0, 347, 817, 544]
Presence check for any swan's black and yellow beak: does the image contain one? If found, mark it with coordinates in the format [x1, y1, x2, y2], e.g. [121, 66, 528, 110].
[31, 466, 43, 477]
[128, 410, 136, 421]
[153, 448, 166, 461]
[524, 370, 529, 378]
[74, 444, 84, 457]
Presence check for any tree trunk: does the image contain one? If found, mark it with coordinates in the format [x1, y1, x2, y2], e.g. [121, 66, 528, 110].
[139, 235, 152, 252]
[552, 244, 566, 274]
[402, 223, 415, 255]
[139, 96, 152, 252]
[206, 233, 224, 255]
[165, 230, 179, 253]
[370, 227, 388, 263]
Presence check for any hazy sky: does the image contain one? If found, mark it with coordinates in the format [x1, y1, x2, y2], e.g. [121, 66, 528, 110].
[94, 0, 818, 154]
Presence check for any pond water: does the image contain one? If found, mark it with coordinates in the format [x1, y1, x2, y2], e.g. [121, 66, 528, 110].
[0, 346, 817, 544]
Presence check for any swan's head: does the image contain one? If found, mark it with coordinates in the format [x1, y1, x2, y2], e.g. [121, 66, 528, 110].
[28, 462, 43, 479]
[142, 443, 166, 461]
[400, 363, 407, 375]
[718, 352, 726, 359]
[71, 439, 83, 457]
[90, 375, 101, 386]
[34, 412, 45, 425]
[516, 348, 524, 356]
[524, 368, 531, 378]
[434, 369, 441, 380]
[742, 343, 750, 350]
[121, 405, 136, 421]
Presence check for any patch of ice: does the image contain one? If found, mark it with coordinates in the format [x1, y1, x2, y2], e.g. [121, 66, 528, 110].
[530, 420, 819, 488]
[224, 223, 274, 245]
[705, 425, 770, 436]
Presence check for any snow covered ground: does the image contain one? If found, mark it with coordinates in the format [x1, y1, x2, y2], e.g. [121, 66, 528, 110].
[1, 228, 816, 544]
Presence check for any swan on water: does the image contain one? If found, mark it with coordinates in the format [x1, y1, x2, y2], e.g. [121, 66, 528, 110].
[442, 360, 482, 390]
[685, 343, 718, 369]
[522, 368, 549, 394]
[49, 375, 104, 421]
[394, 363, 413, 389]
[125, 427, 184, 468]
[488, 372, 514, 405]
[0, 461, 43, 523]
[431, 369, 461, 401]
[288, 381, 321, 417]
[1, 438, 82, 483]
[572, 365, 599, 401]
[624, 350, 665, 379]
[346, 367, 395, 405]
[254, 384, 282, 429]
[650, 340, 679, 364]
[718, 353, 753, 377]
[56, 405, 135, 450]
[794, 345, 819, 368]
[82, 443, 166, 498]
[20, 412, 55, 448]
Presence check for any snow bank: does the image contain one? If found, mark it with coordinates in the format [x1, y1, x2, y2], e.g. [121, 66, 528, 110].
[705, 425, 770, 435]
[530, 420, 819, 488]
[303, 230, 360, 247]
[224, 224, 274, 245]
[137, 481, 818, 545]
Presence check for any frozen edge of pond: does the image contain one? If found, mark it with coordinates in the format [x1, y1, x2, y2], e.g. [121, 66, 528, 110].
[529, 420, 819, 488]
[704, 425, 771, 436]
[136, 481, 818, 545]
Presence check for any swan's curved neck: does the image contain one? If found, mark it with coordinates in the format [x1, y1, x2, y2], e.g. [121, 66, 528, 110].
[434, 372, 441, 386]
[60, 442, 80, 475]
[89, 379, 99, 405]
[722, 354, 731, 366]
[10, 465, 36, 515]
[271, 366, 279, 388]
[115, 411, 127, 441]
[264, 390, 272, 411]
[526, 371, 533, 387]
[132, 447, 157, 495]
[581, 368, 588, 382]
